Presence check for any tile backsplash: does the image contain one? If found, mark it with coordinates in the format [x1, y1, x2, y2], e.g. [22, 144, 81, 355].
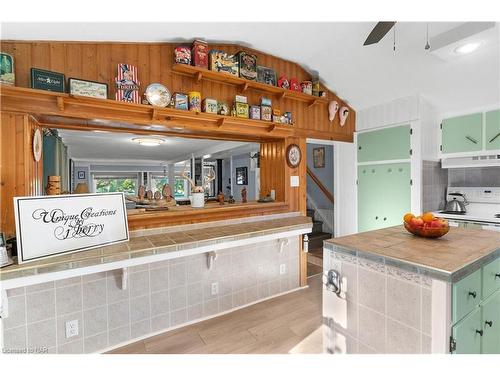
[448, 167, 500, 187]
[422, 160, 448, 212]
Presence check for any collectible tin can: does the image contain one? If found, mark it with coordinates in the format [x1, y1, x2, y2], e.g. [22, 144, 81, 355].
[174, 46, 191, 65]
[235, 102, 249, 118]
[218, 102, 230, 116]
[202, 98, 218, 114]
[237, 51, 257, 81]
[261, 105, 272, 122]
[235, 95, 247, 104]
[272, 109, 281, 116]
[257, 66, 276, 86]
[284, 112, 293, 124]
[301, 81, 313, 95]
[278, 75, 289, 90]
[249, 105, 261, 120]
[273, 115, 282, 123]
[115, 64, 140, 103]
[289, 78, 300, 92]
[192, 40, 209, 69]
[312, 78, 320, 97]
[173, 92, 188, 110]
[209, 50, 239, 76]
[188, 91, 201, 112]
[0, 52, 15, 85]
[260, 97, 272, 106]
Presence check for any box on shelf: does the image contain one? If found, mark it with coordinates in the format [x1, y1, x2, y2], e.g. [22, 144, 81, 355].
[261, 105, 272, 121]
[202, 98, 218, 114]
[188, 91, 201, 112]
[192, 40, 209, 69]
[283, 111, 293, 124]
[237, 51, 257, 81]
[235, 95, 247, 104]
[173, 92, 188, 110]
[256, 66, 276, 86]
[174, 46, 191, 65]
[260, 97, 272, 106]
[249, 105, 261, 120]
[312, 78, 320, 97]
[235, 102, 249, 118]
[301, 81, 313, 95]
[209, 50, 239, 76]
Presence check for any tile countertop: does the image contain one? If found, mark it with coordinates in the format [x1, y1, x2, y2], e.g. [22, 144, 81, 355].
[0, 216, 312, 286]
[325, 226, 500, 282]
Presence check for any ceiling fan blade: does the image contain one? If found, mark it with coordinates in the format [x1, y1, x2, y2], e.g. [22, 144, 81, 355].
[363, 22, 396, 46]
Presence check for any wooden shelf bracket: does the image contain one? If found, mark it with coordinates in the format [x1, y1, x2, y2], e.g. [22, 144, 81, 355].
[217, 118, 226, 128]
[195, 71, 203, 82]
[308, 99, 319, 108]
[56, 97, 65, 111]
[268, 124, 277, 133]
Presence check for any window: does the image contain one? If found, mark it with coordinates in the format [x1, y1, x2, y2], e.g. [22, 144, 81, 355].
[92, 173, 138, 194]
[150, 175, 169, 194]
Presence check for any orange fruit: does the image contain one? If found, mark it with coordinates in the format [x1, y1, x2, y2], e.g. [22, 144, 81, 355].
[403, 213, 415, 223]
[422, 212, 435, 223]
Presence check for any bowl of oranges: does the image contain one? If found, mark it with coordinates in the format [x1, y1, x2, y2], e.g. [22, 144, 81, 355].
[403, 212, 450, 238]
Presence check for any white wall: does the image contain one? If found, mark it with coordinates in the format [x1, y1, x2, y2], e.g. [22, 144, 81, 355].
[334, 142, 357, 237]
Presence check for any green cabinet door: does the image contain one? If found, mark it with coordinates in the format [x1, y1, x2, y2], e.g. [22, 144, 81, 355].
[357, 125, 411, 163]
[482, 257, 500, 299]
[452, 307, 482, 354]
[485, 109, 500, 151]
[357, 165, 380, 232]
[453, 269, 482, 324]
[441, 113, 483, 154]
[481, 291, 500, 354]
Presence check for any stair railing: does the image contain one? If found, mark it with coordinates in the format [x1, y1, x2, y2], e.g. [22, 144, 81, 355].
[306, 166, 334, 204]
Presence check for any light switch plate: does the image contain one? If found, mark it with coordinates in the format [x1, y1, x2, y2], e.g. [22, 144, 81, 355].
[66, 319, 79, 338]
[211, 282, 219, 296]
[280, 264, 287, 275]
[290, 176, 299, 187]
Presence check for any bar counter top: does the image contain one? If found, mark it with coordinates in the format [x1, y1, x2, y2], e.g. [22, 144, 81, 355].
[0, 214, 312, 287]
[325, 226, 500, 282]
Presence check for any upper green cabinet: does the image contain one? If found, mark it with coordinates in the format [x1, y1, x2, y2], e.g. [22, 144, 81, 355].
[441, 113, 483, 154]
[485, 109, 500, 151]
[357, 125, 411, 162]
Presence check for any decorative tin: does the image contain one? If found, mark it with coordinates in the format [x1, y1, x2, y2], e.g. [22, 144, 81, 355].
[202, 98, 218, 114]
[273, 115, 282, 123]
[235, 102, 249, 118]
[174, 46, 191, 65]
[278, 75, 289, 90]
[237, 51, 257, 81]
[260, 97, 272, 106]
[235, 95, 247, 104]
[188, 91, 201, 112]
[145, 83, 171, 107]
[209, 50, 239, 76]
[173, 92, 188, 110]
[289, 78, 301, 92]
[257, 66, 276, 86]
[218, 102, 230, 116]
[284, 111, 293, 124]
[301, 81, 313, 95]
[192, 40, 209, 68]
[115, 64, 140, 103]
[249, 105, 261, 120]
[31, 68, 65, 93]
[68, 78, 108, 99]
[261, 105, 272, 122]
[312, 78, 321, 96]
[0, 52, 15, 85]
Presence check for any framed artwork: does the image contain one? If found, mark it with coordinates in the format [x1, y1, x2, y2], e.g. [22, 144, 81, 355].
[236, 167, 248, 185]
[313, 147, 325, 168]
[78, 171, 86, 179]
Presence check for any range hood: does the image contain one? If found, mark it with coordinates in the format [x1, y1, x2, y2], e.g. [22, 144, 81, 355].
[442, 154, 500, 168]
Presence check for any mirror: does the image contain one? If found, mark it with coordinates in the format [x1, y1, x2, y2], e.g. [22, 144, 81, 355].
[42, 129, 264, 211]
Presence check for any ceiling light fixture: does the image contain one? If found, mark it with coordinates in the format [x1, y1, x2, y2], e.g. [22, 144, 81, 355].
[131, 137, 165, 146]
[454, 42, 481, 54]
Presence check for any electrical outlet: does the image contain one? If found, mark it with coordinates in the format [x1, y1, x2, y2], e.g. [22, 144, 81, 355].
[211, 282, 219, 296]
[66, 319, 79, 339]
[280, 264, 287, 275]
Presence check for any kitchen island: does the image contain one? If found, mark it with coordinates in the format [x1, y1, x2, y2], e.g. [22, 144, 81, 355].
[322, 226, 500, 354]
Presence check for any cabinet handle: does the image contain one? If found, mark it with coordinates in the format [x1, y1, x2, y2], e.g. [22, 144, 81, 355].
[485, 320, 493, 328]
[383, 217, 387, 221]
[465, 135, 478, 144]
[358, 146, 362, 150]
[495, 273, 500, 279]
[476, 329, 484, 336]
[468, 291, 477, 298]
[489, 132, 500, 143]
[375, 216, 379, 220]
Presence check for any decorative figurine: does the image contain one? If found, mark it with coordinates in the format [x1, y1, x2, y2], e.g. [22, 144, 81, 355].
[227, 195, 235, 204]
[217, 191, 225, 205]
[154, 191, 161, 200]
[237, 51, 257, 81]
[328, 100, 339, 122]
[284, 111, 293, 125]
[0, 52, 15, 85]
[278, 75, 289, 89]
[174, 46, 191, 65]
[162, 184, 173, 202]
[138, 185, 146, 199]
[241, 187, 247, 203]
[289, 78, 301, 92]
[192, 40, 208, 68]
[188, 91, 201, 112]
[126, 184, 176, 209]
[146, 190, 153, 200]
[115, 64, 140, 103]
[218, 101, 230, 116]
[339, 106, 350, 127]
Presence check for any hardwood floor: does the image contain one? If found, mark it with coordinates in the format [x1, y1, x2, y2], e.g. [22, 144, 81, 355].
[108, 275, 323, 354]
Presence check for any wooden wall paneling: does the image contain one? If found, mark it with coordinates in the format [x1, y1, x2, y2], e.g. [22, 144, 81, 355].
[65, 43, 82, 82]
[49, 42, 66, 76]
[81, 44, 98, 81]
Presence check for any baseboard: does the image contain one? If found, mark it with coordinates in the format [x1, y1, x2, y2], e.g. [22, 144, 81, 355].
[100, 285, 308, 354]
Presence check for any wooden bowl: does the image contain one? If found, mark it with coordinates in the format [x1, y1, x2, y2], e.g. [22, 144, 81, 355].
[403, 222, 450, 238]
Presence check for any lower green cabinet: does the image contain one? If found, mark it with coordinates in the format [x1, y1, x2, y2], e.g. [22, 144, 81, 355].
[481, 291, 500, 354]
[452, 269, 482, 324]
[482, 257, 500, 299]
[452, 307, 482, 354]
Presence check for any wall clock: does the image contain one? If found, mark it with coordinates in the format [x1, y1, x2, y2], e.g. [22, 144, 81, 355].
[286, 144, 302, 168]
[33, 128, 42, 162]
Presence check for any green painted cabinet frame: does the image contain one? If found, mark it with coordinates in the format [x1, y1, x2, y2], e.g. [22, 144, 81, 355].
[441, 113, 483, 154]
[357, 125, 411, 162]
[485, 109, 500, 151]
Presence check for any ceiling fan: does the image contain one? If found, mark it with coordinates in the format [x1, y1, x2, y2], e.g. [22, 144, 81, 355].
[363, 22, 397, 46]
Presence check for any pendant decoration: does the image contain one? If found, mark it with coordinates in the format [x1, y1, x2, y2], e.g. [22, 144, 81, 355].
[115, 64, 140, 103]
[339, 106, 349, 127]
[328, 100, 339, 122]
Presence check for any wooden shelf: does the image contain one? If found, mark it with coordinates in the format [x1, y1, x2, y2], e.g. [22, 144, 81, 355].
[172, 64, 330, 106]
[0, 86, 294, 139]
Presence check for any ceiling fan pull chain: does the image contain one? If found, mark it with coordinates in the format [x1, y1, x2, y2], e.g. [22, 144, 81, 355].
[425, 23, 431, 50]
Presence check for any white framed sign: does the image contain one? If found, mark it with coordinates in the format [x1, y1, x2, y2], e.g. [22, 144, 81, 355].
[14, 193, 129, 264]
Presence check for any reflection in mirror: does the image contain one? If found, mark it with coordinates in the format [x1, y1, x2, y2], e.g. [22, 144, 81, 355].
[42, 129, 263, 211]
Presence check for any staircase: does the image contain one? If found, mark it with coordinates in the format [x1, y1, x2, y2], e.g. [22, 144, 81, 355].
[307, 208, 332, 271]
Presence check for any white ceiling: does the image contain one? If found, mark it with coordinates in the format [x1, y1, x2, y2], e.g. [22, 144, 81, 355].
[57, 130, 251, 163]
[2, 22, 499, 115]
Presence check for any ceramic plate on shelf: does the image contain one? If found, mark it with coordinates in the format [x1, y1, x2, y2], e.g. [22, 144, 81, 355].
[145, 83, 171, 107]
[33, 128, 42, 162]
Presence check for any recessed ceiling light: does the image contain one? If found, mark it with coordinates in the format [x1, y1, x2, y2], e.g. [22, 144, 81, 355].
[92, 130, 110, 133]
[203, 154, 212, 159]
[454, 42, 481, 54]
[131, 137, 165, 146]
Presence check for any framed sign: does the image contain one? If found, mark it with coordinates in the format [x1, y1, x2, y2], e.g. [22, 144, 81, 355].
[68, 78, 108, 99]
[236, 167, 248, 185]
[30, 68, 65, 92]
[14, 193, 129, 264]
[313, 147, 325, 168]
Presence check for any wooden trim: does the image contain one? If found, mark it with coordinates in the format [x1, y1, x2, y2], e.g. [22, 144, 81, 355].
[306, 166, 334, 204]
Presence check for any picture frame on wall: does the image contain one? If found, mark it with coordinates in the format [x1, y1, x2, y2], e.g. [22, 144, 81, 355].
[78, 170, 86, 179]
[68, 78, 108, 99]
[313, 147, 325, 168]
[236, 167, 248, 185]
